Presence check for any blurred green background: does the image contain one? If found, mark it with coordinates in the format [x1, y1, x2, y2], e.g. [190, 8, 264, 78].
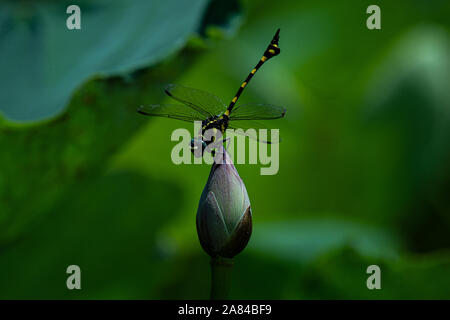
[1, 0, 449, 299]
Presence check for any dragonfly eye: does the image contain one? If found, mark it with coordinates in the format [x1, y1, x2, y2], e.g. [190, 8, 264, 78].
[190, 138, 207, 157]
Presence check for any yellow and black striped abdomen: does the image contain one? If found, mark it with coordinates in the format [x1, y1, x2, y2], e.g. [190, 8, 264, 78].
[225, 28, 281, 115]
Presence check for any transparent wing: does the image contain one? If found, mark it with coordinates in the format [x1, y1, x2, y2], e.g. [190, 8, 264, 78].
[229, 103, 286, 120]
[227, 120, 282, 144]
[137, 104, 205, 122]
[165, 84, 226, 117]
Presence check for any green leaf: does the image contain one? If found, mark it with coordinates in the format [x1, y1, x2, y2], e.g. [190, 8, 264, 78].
[0, 171, 183, 299]
[249, 218, 400, 263]
[295, 248, 450, 299]
[364, 26, 450, 184]
[0, 0, 209, 122]
[0, 50, 199, 244]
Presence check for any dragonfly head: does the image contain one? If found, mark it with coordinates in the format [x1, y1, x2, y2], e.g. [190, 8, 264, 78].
[190, 138, 207, 157]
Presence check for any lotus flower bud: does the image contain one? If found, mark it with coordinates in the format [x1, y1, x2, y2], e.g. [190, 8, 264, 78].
[196, 147, 252, 258]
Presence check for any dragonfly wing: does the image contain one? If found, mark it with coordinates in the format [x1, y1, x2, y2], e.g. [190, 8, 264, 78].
[229, 103, 286, 120]
[165, 84, 226, 117]
[227, 120, 281, 144]
[138, 104, 205, 122]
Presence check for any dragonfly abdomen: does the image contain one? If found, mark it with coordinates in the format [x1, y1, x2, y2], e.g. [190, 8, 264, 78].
[225, 29, 281, 116]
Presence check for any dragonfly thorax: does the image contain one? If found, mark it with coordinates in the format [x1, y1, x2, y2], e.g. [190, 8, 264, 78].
[201, 114, 229, 135]
[189, 114, 229, 156]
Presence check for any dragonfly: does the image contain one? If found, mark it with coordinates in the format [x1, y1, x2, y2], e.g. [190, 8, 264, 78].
[138, 28, 286, 154]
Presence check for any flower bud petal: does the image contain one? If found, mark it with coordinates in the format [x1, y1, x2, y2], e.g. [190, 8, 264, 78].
[219, 205, 252, 258]
[196, 191, 230, 256]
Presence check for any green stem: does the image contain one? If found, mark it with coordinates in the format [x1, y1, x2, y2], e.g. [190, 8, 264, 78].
[210, 256, 234, 300]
